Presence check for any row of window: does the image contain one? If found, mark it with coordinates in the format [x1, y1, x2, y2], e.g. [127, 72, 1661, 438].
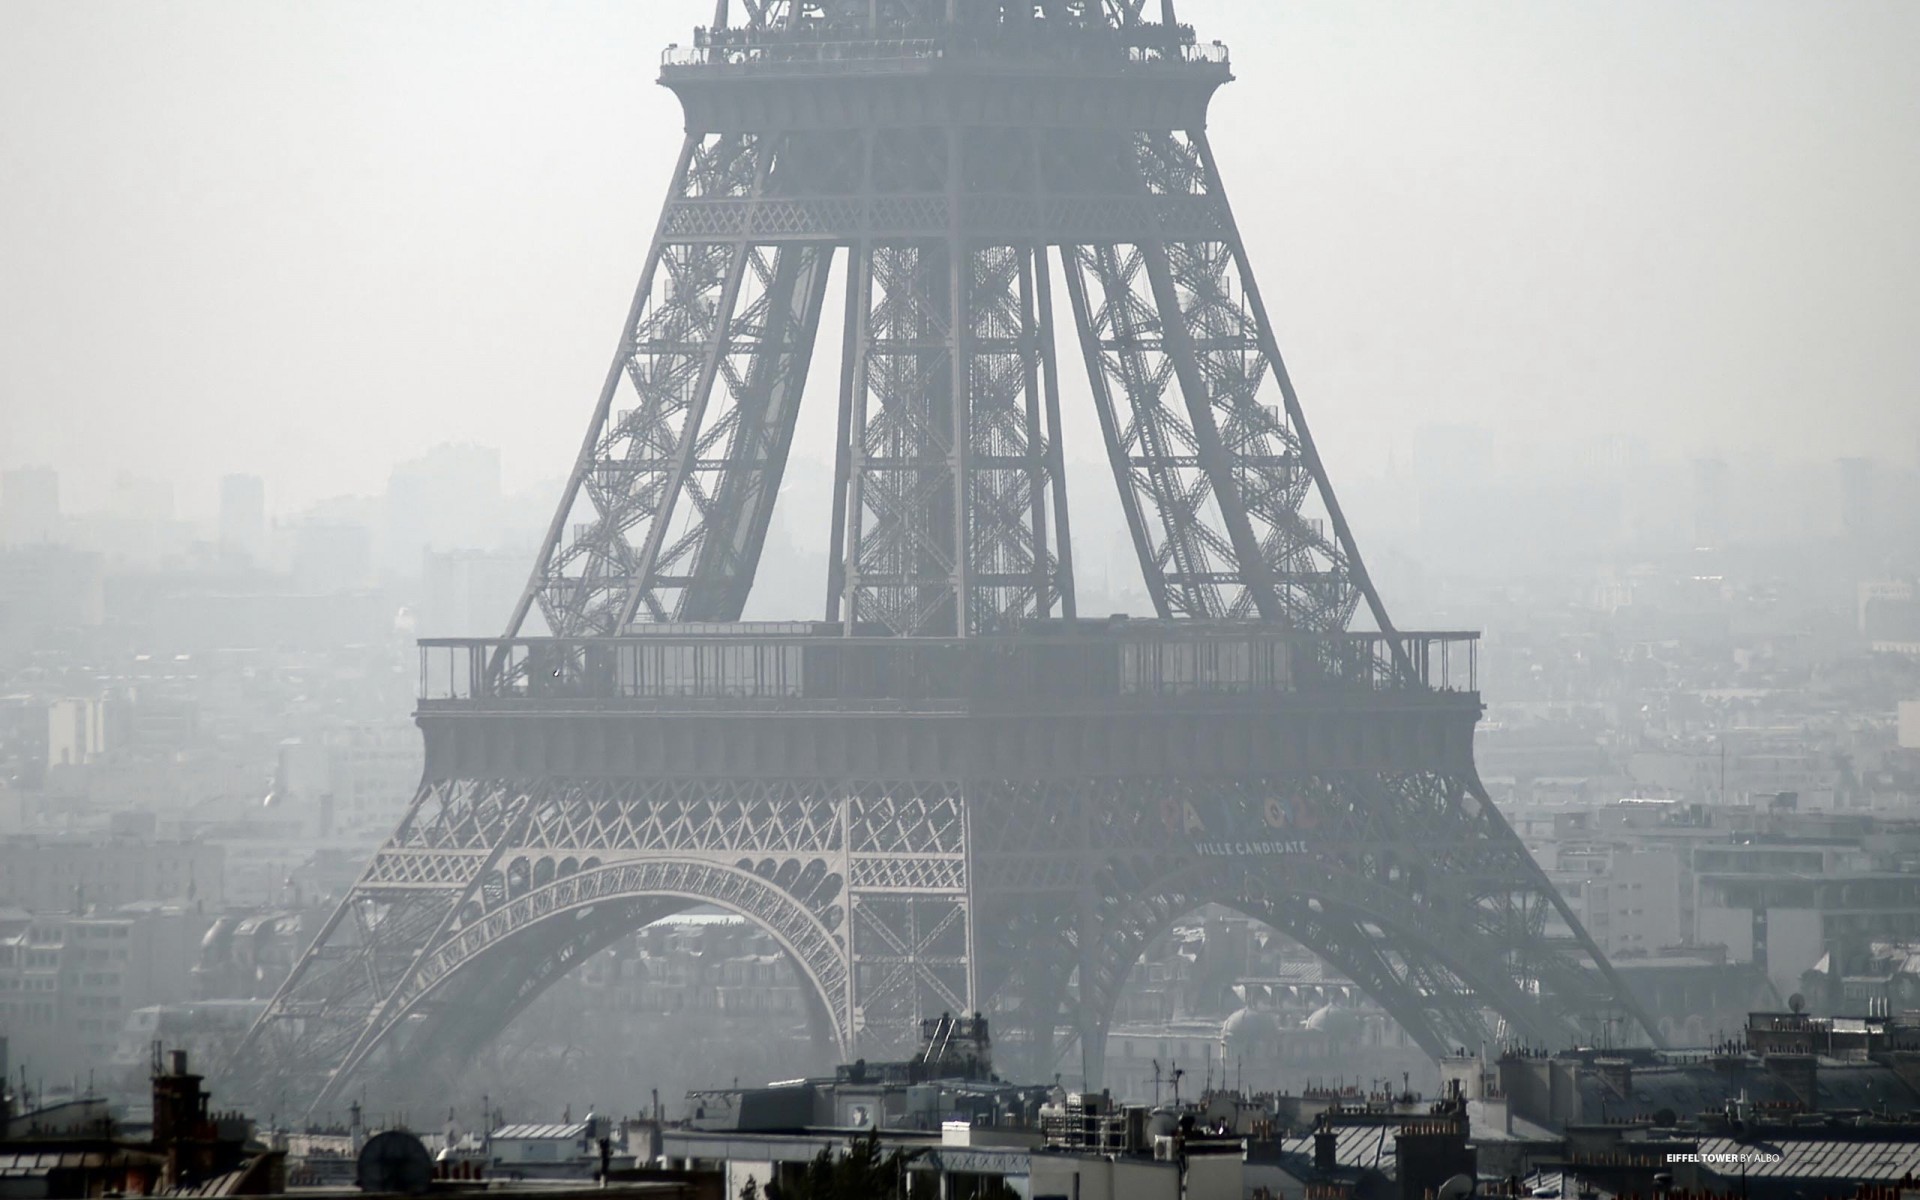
[0, 1001, 56, 1022]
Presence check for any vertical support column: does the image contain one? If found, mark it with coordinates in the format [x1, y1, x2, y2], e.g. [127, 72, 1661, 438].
[830, 131, 877, 630]
[836, 129, 1067, 635]
[846, 787, 976, 1059]
[1018, 250, 1054, 618]
[957, 782, 980, 1023]
[1077, 847, 1104, 1088]
[827, 246, 867, 627]
[836, 243, 959, 637]
[1035, 248, 1077, 620]
[838, 785, 862, 1053]
[947, 126, 975, 638]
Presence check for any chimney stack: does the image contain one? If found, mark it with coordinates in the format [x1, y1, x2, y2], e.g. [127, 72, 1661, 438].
[1593, 1058, 1633, 1099]
[1313, 1122, 1338, 1172]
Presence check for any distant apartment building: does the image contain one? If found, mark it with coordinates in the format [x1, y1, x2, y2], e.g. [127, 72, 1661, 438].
[46, 696, 108, 770]
[1696, 871, 1920, 999]
[1554, 843, 1687, 958]
[1526, 800, 1920, 1026]
[1610, 951, 1778, 1046]
[0, 903, 208, 1084]
[1860, 579, 1920, 653]
[0, 836, 225, 912]
[0, 545, 105, 656]
[1630, 746, 1841, 808]
[713, 953, 807, 1017]
[269, 725, 421, 838]
[325, 732, 421, 836]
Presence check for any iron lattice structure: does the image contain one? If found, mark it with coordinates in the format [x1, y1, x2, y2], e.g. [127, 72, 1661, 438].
[229, 0, 1660, 1113]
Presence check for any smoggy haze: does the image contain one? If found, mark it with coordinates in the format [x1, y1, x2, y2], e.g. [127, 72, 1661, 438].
[2, 0, 1916, 515]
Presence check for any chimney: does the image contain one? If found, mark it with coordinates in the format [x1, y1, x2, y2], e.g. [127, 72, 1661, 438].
[151, 1050, 207, 1145]
[1593, 1058, 1632, 1099]
[1763, 1053, 1818, 1111]
[1824, 938, 1846, 1013]
[1313, 1124, 1338, 1172]
[1886, 1052, 1920, 1095]
[1480, 1092, 1512, 1137]
[1395, 1120, 1475, 1200]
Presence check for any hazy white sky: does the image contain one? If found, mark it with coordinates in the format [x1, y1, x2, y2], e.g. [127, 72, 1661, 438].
[2, 0, 1916, 517]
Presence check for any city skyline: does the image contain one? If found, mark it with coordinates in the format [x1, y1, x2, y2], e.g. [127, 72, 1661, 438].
[3, 6, 1920, 1185]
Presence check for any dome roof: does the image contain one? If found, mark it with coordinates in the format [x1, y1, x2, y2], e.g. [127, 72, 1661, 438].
[1220, 1007, 1281, 1048]
[1304, 1002, 1360, 1038]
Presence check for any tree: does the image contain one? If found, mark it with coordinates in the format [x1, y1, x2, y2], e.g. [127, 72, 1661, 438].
[777, 1130, 926, 1200]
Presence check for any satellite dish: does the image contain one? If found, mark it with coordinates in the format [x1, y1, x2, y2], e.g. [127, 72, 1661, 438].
[357, 1130, 433, 1195]
[1435, 1172, 1475, 1200]
[1789, 993, 1806, 1014]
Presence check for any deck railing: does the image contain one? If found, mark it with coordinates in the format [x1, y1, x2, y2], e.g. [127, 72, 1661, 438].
[418, 627, 1475, 707]
[660, 35, 1228, 74]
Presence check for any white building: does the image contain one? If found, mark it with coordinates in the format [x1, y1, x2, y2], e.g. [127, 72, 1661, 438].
[488, 1119, 598, 1170]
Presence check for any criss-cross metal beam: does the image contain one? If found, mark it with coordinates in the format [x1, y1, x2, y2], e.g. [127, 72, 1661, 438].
[228, 5, 1658, 1115]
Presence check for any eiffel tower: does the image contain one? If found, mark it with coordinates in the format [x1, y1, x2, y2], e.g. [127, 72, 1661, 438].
[229, 0, 1658, 1112]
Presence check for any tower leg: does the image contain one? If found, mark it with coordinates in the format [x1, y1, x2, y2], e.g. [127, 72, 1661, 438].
[1062, 130, 1364, 631]
[506, 133, 834, 640]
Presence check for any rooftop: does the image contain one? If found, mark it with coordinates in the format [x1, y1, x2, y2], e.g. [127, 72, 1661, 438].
[1693, 1135, 1920, 1182]
[492, 1122, 593, 1142]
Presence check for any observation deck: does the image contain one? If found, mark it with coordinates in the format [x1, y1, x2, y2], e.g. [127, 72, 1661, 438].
[414, 625, 1482, 782]
[421, 623, 1475, 710]
[659, 20, 1232, 132]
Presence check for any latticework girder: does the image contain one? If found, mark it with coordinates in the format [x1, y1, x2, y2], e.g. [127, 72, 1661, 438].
[226, 757, 1656, 1111]
[227, 9, 1656, 1113]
